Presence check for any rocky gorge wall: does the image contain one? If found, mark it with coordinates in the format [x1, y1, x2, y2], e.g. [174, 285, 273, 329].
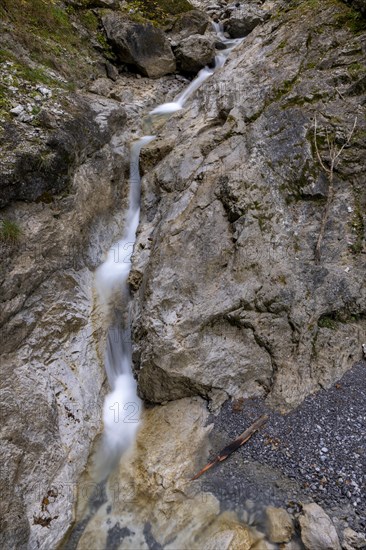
[0, 0, 365, 549]
[133, 0, 366, 410]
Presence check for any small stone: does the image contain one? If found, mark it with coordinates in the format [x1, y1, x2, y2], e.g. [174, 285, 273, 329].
[343, 527, 366, 549]
[37, 86, 52, 97]
[10, 104, 24, 115]
[299, 503, 341, 550]
[18, 112, 34, 123]
[321, 447, 328, 453]
[265, 506, 294, 544]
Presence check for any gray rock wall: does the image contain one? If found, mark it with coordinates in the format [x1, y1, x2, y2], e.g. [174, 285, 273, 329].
[132, 0, 366, 410]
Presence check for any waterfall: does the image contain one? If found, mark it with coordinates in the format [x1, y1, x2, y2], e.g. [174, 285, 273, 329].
[93, 22, 243, 481]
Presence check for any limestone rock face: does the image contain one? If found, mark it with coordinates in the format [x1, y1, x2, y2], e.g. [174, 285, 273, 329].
[175, 34, 216, 73]
[299, 503, 341, 550]
[102, 13, 176, 77]
[0, 96, 126, 208]
[0, 71, 187, 549]
[132, 0, 366, 409]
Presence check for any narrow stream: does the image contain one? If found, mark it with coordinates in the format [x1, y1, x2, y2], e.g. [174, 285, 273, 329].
[93, 20, 242, 489]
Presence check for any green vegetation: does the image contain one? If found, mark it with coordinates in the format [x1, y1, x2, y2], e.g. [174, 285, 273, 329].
[277, 40, 287, 50]
[0, 0, 105, 84]
[0, 49, 59, 86]
[0, 219, 22, 243]
[0, 82, 11, 115]
[334, 6, 366, 32]
[348, 62, 365, 79]
[77, 9, 99, 32]
[318, 315, 337, 329]
[125, 0, 193, 25]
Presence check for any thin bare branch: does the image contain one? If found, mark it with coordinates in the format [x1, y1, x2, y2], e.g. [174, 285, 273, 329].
[314, 117, 329, 173]
[314, 116, 357, 263]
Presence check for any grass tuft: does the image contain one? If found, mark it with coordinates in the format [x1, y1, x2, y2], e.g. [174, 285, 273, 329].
[0, 219, 23, 243]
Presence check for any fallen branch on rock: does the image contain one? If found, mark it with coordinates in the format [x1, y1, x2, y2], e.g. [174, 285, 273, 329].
[190, 414, 268, 481]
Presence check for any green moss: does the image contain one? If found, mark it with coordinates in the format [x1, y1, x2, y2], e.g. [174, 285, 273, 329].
[0, 82, 11, 113]
[348, 62, 365, 79]
[276, 0, 366, 34]
[318, 315, 337, 329]
[77, 10, 99, 32]
[277, 40, 287, 49]
[278, 274, 287, 285]
[335, 8, 366, 33]
[0, 219, 22, 243]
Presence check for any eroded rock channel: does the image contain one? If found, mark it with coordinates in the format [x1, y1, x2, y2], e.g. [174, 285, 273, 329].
[0, 1, 365, 549]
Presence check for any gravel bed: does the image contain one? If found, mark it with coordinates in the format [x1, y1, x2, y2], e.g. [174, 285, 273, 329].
[202, 361, 366, 534]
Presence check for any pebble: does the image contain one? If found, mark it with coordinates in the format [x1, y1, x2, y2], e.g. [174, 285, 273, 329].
[37, 86, 52, 97]
[18, 112, 34, 123]
[10, 104, 24, 115]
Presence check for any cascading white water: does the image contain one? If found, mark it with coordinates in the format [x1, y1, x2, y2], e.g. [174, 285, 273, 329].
[93, 22, 243, 481]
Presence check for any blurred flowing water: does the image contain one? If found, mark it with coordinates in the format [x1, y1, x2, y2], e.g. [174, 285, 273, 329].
[93, 20, 242, 484]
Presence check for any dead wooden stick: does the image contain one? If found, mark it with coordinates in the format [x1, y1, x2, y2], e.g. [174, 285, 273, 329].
[190, 414, 268, 481]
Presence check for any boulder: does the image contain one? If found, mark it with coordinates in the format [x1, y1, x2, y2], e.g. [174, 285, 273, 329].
[175, 34, 216, 73]
[299, 503, 341, 550]
[265, 506, 294, 544]
[102, 13, 176, 78]
[224, 5, 269, 38]
[172, 9, 211, 39]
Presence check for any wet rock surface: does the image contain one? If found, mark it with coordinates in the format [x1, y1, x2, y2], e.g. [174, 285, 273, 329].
[0, 5, 188, 546]
[65, 397, 256, 550]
